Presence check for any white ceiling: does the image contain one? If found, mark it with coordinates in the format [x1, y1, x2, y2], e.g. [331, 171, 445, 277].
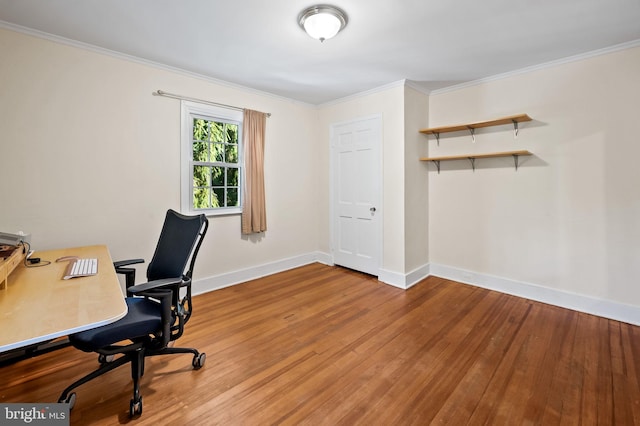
[1, 0, 640, 105]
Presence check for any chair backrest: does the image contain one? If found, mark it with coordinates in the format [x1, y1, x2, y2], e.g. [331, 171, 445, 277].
[146, 209, 208, 282]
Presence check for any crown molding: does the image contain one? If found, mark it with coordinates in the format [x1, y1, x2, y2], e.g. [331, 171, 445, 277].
[319, 79, 432, 108]
[0, 20, 316, 109]
[404, 80, 432, 96]
[431, 38, 640, 96]
[3, 19, 639, 106]
[318, 79, 408, 108]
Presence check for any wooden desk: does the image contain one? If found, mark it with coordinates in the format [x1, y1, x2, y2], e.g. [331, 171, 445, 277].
[0, 245, 128, 353]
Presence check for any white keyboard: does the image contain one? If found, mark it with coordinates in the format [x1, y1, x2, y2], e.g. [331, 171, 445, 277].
[63, 258, 98, 279]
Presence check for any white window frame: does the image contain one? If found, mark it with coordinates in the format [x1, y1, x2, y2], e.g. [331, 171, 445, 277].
[181, 101, 243, 216]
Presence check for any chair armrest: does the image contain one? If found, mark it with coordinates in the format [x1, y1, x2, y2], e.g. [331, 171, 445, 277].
[113, 259, 145, 268]
[131, 288, 173, 347]
[114, 259, 145, 289]
[127, 277, 183, 295]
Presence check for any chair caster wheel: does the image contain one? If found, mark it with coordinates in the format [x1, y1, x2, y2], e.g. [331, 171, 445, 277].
[192, 352, 206, 370]
[129, 396, 143, 418]
[59, 392, 76, 411]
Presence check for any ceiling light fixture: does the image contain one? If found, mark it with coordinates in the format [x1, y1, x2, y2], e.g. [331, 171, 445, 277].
[298, 5, 348, 42]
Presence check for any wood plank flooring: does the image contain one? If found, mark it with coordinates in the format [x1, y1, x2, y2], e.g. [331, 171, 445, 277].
[1, 263, 639, 425]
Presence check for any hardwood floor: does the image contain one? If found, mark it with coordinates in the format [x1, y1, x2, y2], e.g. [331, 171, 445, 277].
[1, 263, 639, 425]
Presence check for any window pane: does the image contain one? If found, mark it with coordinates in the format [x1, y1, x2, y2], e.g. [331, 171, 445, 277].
[193, 119, 208, 141]
[227, 188, 238, 207]
[210, 122, 224, 142]
[184, 105, 243, 213]
[211, 166, 224, 186]
[193, 165, 210, 186]
[211, 143, 225, 162]
[226, 124, 239, 144]
[225, 144, 238, 163]
[212, 188, 224, 208]
[193, 188, 211, 209]
[227, 168, 238, 186]
[193, 142, 209, 161]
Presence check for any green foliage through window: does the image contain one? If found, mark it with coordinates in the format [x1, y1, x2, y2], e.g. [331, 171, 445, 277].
[192, 118, 240, 210]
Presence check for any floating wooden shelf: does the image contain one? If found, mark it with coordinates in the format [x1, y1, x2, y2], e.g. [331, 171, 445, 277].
[420, 150, 532, 173]
[420, 114, 532, 143]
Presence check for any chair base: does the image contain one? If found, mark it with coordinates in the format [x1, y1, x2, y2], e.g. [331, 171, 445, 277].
[58, 346, 205, 418]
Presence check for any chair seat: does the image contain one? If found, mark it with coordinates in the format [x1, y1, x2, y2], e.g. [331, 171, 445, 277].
[70, 297, 162, 351]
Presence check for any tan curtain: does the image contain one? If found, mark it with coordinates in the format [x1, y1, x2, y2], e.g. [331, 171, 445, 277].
[241, 109, 267, 234]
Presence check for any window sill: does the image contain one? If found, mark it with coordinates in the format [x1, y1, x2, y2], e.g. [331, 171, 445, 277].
[185, 207, 242, 217]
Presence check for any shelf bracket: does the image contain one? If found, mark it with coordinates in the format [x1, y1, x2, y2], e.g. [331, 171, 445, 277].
[468, 157, 476, 172]
[432, 160, 441, 174]
[468, 127, 476, 143]
[512, 119, 519, 138]
[433, 132, 440, 146]
[513, 154, 521, 171]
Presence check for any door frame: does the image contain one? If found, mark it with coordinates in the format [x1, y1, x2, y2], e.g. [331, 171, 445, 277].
[329, 113, 383, 277]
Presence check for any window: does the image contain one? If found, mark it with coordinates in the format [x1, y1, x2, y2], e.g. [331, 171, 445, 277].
[181, 101, 243, 215]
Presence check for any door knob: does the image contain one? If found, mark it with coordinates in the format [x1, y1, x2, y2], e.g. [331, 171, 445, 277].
[370, 207, 376, 212]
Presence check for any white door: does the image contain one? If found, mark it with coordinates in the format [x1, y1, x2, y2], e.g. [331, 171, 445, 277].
[330, 115, 382, 276]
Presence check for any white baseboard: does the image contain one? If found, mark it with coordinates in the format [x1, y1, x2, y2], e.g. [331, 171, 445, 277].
[377, 269, 406, 289]
[378, 263, 430, 289]
[192, 251, 332, 295]
[194, 255, 640, 326]
[429, 263, 640, 326]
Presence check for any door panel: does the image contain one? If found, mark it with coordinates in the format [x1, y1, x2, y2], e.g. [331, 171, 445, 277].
[331, 115, 381, 276]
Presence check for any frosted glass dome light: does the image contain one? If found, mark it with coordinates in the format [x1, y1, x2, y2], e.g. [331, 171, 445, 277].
[299, 5, 348, 42]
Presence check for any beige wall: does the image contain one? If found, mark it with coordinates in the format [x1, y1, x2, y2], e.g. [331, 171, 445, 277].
[318, 85, 407, 276]
[428, 46, 640, 306]
[317, 84, 431, 283]
[0, 28, 322, 285]
[403, 86, 429, 274]
[3, 26, 638, 314]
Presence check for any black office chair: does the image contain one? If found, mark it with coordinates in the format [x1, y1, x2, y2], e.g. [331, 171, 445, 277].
[58, 209, 209, 418]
